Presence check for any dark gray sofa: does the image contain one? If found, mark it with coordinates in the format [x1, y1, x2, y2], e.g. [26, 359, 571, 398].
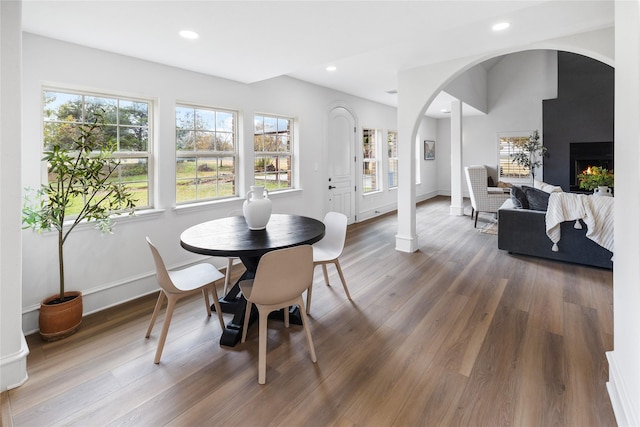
[498, 198, 613, 269]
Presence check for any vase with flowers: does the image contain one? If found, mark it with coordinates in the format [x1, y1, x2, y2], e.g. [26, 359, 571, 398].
[577, 166, 614, 196]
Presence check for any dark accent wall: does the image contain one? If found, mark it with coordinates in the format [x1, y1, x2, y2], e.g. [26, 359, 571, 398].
[542, 51, 614, 191]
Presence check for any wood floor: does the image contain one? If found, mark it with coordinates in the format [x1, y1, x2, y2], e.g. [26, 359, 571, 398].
[3, 196, 616, 426]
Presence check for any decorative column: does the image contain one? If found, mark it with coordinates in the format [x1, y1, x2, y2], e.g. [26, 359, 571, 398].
[449, 99, 464, 215]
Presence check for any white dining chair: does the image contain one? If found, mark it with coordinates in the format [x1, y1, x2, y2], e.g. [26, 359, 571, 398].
[240, 245, 317, 384]
[144, 237, 225, 364]
[306, 211, 351, 314]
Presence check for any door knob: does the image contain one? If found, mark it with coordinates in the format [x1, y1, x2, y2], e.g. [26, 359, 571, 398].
[328, 185, 336, 189]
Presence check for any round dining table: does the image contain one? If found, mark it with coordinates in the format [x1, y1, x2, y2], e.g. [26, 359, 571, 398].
[180, 214, 325, 347]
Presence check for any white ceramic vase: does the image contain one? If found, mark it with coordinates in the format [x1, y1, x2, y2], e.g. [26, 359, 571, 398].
[593, 186, 612, 197]
[243, 186, 272, 230]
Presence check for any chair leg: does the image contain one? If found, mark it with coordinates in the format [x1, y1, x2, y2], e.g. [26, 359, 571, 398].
[297, 296, 317, 363]
[474, 211, 479, 228]
[154, 296, 178, 364]
[241, 300, 252, 343]
[321, 264, 330, 286]
[202, 288, 212, 317]
[471, 207, 474, 219]
[210, 285, 225, 330]
[223, 258, 233, 295]
[284, 306, 289, 328]
[333, 260, 351, 300]
[258, 308, 269, 384]
[306, 284, 313, 315]
[145, 291, 166, 338]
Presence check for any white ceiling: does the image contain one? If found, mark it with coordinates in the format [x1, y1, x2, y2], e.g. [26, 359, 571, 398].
[21, 1, 614, 117]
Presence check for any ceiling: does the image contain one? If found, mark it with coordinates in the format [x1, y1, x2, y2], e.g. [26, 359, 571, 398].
[21, 1, 614, 117]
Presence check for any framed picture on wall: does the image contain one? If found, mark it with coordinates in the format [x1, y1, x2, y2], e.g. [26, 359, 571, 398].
[424, 140, 435, 160]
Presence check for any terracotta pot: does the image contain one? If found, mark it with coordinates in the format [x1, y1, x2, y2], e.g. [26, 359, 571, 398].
[39, 291, 83, 341]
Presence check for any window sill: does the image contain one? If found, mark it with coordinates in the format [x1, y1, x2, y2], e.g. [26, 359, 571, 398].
[174, 197, 244, 215]
[173, 188, 303, 215]
[23, 208, 166, 237]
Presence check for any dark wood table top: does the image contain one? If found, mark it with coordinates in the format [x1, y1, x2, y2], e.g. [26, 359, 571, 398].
[180, 213, 325, 259]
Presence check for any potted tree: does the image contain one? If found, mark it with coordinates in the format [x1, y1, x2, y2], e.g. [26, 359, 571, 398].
[510, 130, 549, 181]
[22, 109, 137, 341]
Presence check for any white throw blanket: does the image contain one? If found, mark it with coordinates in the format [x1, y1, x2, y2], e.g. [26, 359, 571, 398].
[545, 192, 614, 253]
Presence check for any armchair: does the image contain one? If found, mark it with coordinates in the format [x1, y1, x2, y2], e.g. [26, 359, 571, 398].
[464, 165, 510, 228]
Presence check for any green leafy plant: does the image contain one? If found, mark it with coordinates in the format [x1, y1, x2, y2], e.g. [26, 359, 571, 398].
[22, 110, 137, 303]
[577, 166, 614, 190]
[510, 130, 549, 180]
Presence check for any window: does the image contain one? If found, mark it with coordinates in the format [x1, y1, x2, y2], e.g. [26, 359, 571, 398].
[362, 128, 380, 193]
[499, 133, 531, 179]
[253, 114, 292, 191]
[176, 105, 236, 203]
[43, 90, 151, 214]
[387, 131, 398, 188]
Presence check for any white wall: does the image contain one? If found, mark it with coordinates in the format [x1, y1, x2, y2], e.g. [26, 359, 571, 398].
[0, 0, 28, 391]
[20, 34, 435, 333]
[416, 116, 439, 201]
[435, 50, 558, 195]
[607, 1, 640, 425]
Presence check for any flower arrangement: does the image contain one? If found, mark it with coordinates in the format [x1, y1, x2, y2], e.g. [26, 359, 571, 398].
[577, 166, 614, 190]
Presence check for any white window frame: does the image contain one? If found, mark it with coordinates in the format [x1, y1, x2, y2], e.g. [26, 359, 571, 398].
[362, 128, 381, 194]
[175, 104, 238, 204]
[253, 114, 294, 192]
[42, 88, 153, 213]
[387, 130, 398, 189]
[498, 131, 533, 183]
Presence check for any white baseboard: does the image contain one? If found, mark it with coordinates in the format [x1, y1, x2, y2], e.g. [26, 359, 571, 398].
[0, 333, 29, 390]
[607, 350, 639, 427]
[22, 258, 225, 335]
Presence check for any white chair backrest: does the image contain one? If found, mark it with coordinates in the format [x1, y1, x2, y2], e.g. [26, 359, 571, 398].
[146, 237, 181, 294]
[315, 211, 347, 257]
[249, 245, 313, 305]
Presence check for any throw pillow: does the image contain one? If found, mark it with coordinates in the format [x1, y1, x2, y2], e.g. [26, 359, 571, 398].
[510, 186, 529, 209]
[522, 185, 551, 211]
[533, 179, 563, 194]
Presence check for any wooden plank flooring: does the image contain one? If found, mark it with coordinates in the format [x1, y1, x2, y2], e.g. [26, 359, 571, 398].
[3, 196, 616, 426]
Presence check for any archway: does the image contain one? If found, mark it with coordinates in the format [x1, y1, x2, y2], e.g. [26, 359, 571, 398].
[395, 33, 614, 254]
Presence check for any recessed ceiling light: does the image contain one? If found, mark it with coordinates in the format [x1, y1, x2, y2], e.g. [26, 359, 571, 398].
[441, 108, 451, 113]
[179, 30, 199, 40]
[492, 22, 510, 32]
[326, 65, 337, 72]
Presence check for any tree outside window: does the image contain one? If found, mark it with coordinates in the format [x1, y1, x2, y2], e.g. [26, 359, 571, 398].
[176, 105, 236, 203]
[362, 128, 380, 193]
[254, 115, 292, 191]
[43, 90, 151, 215]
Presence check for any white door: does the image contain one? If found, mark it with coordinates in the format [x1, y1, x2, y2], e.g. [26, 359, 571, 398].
[327, 107, 356, 224]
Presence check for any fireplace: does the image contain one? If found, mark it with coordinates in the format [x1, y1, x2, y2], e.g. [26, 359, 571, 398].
[569, 142, 614, 191]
